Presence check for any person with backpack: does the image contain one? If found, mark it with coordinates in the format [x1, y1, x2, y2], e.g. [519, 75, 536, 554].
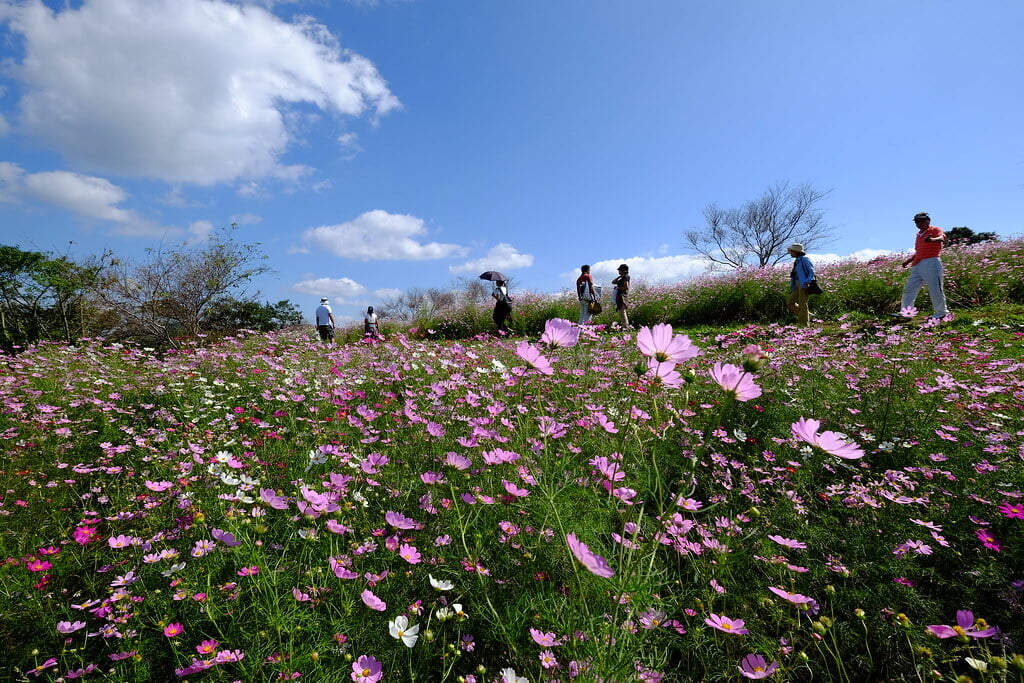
[492, 280, 512, 334]
[786, 243, 816, 327]
[611, 264, 631, 327]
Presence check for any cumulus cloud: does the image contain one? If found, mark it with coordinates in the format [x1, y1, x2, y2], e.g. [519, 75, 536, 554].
[291, 276, 369, 303]
[813, 248, 896, 263]
[0, 162, 176, 236]
[1, 0, 399, 186]
[579, 255, 719, 287]
[301, 210, 468, 261]
[449, 243, 535, 275]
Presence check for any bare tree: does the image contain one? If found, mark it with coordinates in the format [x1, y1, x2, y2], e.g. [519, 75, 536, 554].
[92, 225, 271, 346]
[684, 182, 834, 268]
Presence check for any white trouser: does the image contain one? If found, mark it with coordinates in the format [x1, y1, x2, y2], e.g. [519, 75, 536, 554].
[901, 257, 947, 316]
[578, 300, 592, 324]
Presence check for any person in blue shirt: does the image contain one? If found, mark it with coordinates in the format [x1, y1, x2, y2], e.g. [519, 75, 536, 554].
[786, 243, 816, 327]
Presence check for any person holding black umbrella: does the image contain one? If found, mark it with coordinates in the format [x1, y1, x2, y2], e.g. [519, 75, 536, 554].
[491, 280, 512, 334]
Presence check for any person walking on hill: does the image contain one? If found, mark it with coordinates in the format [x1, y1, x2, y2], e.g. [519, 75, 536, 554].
[899, 212, 948, 320]
[363, 306, 380, 339]
[611, 264, 631, 327]
[786, 243, 816, 327]
[492, 280, 512, 334]
[315, 297, 335, 342]
[576, 264, 598, 324]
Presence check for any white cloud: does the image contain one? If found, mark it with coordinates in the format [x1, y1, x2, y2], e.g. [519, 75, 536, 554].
[291, 276, 369, 303]
[812, 248, 896, 263]
[373, 287, 403, 300]
[231, 212, 263, 226]
[449, 243, 535, 275]
[187, 220, 215, 242]
[0, 162, 176, 236]
[580, 255, 719, 288]
[301, 210, 468, 261]
[1, 0, 400, 186]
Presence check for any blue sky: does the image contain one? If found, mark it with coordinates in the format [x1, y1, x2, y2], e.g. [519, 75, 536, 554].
[1, 0, 1021, 323]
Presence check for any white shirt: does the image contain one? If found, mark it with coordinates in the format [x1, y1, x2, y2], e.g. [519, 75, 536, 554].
[315, 304, 333, 326]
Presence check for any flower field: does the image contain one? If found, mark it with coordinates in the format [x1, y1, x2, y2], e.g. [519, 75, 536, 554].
[2, 312, 1023, 681]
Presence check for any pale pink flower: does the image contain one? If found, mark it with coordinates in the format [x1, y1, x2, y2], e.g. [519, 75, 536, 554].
[566, 532, 615, 578]
[398, 543, 422, 564]
[360, 589, 386, 611]
[738, 653, 779, 679]
[791, 417, 865, 459]
[502, 480, 530, 497]
[385, 511, 420, 529]
[516, 341, 554, 375]
[926, 610, 997, 639]
[637, 323, 700, 363]
[540, 318, 580, 348]
[646, 359, 683, 388]
[705, 613, 749, 634]
[709, 363, 762, 401]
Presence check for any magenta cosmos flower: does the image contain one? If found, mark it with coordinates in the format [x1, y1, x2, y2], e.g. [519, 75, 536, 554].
[540, 318, 580, 348]
[163, 622, 184, 637]
[791, 417, 865, 460]
[926, 610, 997, 639]
[351, 654, 383, 683]
[637, 323, 701, 364]
[566, 533, 615, 578]
[709, 362, 762, 402]
[705, 613, 749, 635]
[738, 653, 779, 679]
[516, 341, 554, 375]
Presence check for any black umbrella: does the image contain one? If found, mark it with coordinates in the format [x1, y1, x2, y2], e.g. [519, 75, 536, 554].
[478, 271, 508, 282]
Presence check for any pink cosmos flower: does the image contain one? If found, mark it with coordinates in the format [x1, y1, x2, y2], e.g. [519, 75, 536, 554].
[516, 341, 554, 375]
[646, 359, 683, 388]
[144, 480, 173, 492]
[637, 323, 701, 363]
[705, 613, 749, 635]
[540, 318, 580, 348]
[709, 363, 762, 402]
[399, 543, 422, 564]
[502, 479, 530, 497]
[27, 558, 52, 572]
[791, 417, 865, 460]
[975, 529, 1002, 551]
[566, 532, 615, 578]
[163, 622, 184, 637]
[998, 501, 1024, 519]
[196, 639, 219, 655]
[259, 488, 289, 510]
[767, 534, 807, 550]
[211, 528, 241, 547]
[926, 610, 997, 639]
[352, 654, 383, 683]
[768, 586, 819, 612]
[385, 511, 419, 529]
[530, 628, 564, 646]
[738, 653, 779, 679]
[57, 620, 86, 634]
[361, 589, 387, 611]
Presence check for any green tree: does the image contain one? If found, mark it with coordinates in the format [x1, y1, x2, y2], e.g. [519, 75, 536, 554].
[202, 298, 303, 333]
[946, 226, 998, 245]
[0, 245, 99, 350]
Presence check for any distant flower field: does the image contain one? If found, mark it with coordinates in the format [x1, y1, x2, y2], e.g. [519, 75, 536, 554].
[2, 288, 1023, 680]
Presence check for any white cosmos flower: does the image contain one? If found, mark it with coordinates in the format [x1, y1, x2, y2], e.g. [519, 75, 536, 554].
[429, 575, 453, 591]
[388, 615, 420, 647]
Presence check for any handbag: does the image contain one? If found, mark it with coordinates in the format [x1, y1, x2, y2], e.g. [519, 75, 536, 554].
[588, 300, 602, 314]
[807, 280, 824, 296]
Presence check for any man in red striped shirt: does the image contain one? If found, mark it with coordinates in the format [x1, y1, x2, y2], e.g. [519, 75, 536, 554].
[899, 212, 948, 319]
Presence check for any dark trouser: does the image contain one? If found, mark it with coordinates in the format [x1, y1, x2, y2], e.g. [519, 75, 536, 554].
[317, 325, 334, 341]
[493, 301, 511, 332]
